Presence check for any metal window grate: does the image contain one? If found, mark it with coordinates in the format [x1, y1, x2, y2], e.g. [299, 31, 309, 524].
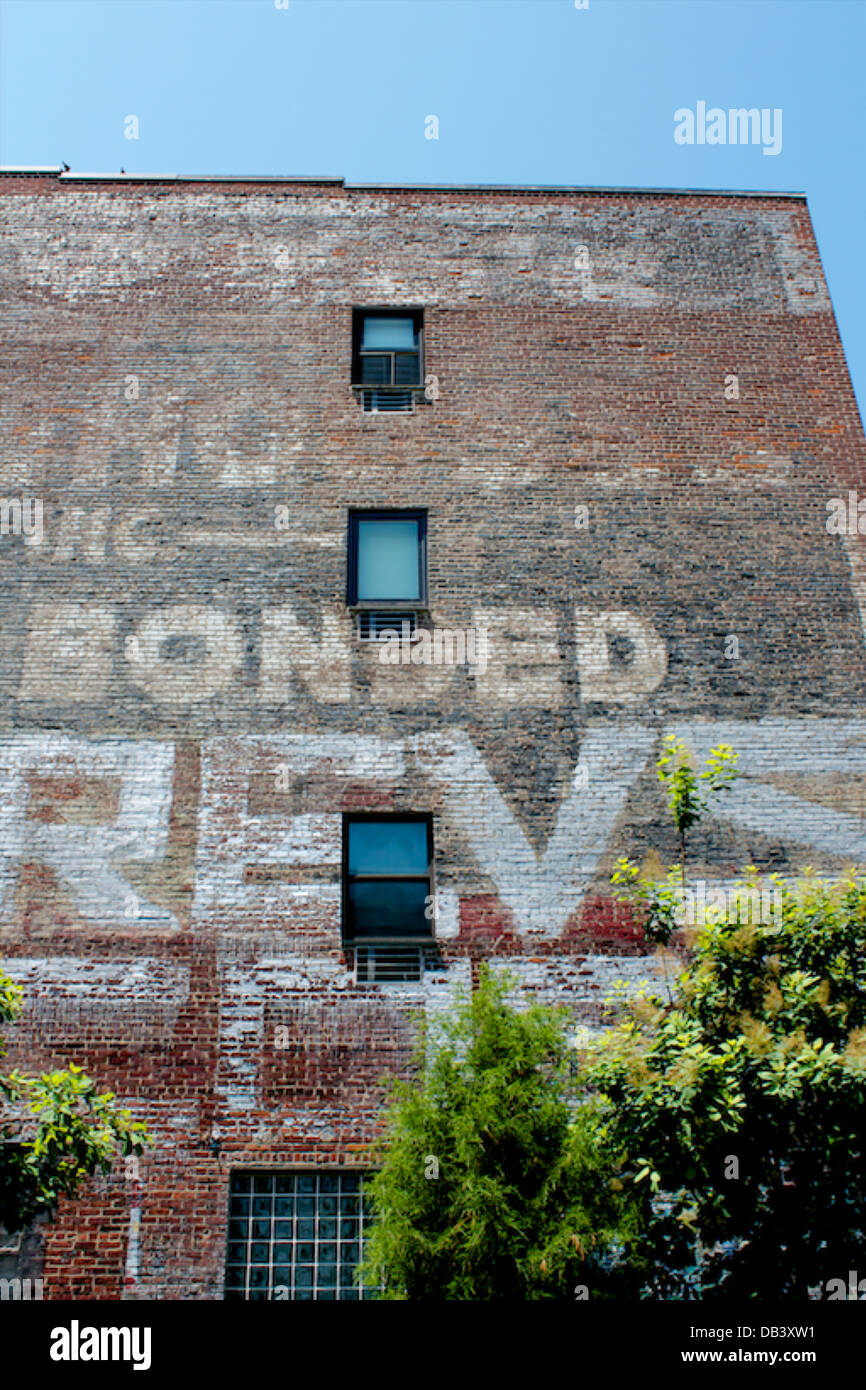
[361, 388, 414, 414]
[354, 944, 424, 984]
[356, 610, 418, 641]
[225, 1171, 374, 1301]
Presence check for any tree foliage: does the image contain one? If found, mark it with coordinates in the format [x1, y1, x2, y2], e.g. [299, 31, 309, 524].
[360, 966, 640, 1300]
[655, 736, 739, 886]
[0, 964, 151, 1233]
[586, 869, 866, 1298]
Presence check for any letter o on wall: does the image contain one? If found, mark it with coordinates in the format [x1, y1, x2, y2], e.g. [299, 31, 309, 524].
[125, 604, 243, 704]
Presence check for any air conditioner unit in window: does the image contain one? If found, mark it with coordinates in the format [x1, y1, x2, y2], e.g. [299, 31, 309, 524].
[354, 944, 424, 984]
[356, 611, 419, 641]
[361, 389, 414, 414]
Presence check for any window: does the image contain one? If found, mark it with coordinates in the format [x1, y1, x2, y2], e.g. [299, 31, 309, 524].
[352, 309, 423, 387]
[0, 1217, 45, 1301]
[224, 1171, 373, 1301]
[343, 815, 434, 981]
[352, 308, 423, 413]
[347, 510, 427, 636]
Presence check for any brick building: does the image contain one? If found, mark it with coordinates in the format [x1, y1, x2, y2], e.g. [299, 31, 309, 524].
[0, 169, 865, 1300]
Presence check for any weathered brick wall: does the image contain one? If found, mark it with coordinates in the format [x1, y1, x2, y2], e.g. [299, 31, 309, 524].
[0, 173, 864, 1299]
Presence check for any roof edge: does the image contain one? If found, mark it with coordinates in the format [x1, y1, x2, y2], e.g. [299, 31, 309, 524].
[0, 168, 807, 198]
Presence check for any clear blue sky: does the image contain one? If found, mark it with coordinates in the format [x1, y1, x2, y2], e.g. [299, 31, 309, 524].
[1, 0, 864, 416]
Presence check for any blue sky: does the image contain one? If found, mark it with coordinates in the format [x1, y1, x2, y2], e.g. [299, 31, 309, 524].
[1, 0, 864, 414]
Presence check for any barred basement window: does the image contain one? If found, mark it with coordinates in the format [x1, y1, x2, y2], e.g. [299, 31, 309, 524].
[224, 1171, 374, 1301]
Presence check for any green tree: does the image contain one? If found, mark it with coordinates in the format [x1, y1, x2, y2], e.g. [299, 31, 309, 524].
[611, 738, 739, 950]
[0, 965, 151, 1234]
[360, 966, 641, 1300]
[586, 869, 866, 1299]
[656, 736, 739, 890]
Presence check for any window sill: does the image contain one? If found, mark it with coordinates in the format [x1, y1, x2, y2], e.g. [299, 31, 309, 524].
[348, 602, 428, 613]
[344, 936, 436, 947]
[350, 382, 425, 392]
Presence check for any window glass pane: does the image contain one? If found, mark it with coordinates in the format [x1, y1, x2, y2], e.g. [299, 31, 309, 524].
[394, 352, 421, 385]
[356, 520, 419, 600]
[227, 1171, 372, 1301]
[362, 316, 416, 349]
[349, 880, 431, 938]
[359, 354, 390, 385]
[348, 819, 428, 874]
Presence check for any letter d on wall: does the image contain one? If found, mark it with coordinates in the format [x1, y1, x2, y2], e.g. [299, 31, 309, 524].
[574, 608, 667, 703]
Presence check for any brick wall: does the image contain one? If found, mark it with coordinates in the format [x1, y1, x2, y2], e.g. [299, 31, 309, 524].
[1, 172, 864, 1298]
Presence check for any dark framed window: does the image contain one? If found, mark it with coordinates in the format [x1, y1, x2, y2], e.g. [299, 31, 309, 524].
[224, 1171, 374, 1301]
[347, 509, 427, 608]
[342, 814, 434, 948]
[352, 308, 423, 388]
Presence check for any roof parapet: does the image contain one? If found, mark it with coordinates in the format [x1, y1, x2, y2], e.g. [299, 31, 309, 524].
[0, 167, 807, 198]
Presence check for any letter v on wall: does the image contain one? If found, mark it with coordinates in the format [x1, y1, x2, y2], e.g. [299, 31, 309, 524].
[411, 727, 655, 937]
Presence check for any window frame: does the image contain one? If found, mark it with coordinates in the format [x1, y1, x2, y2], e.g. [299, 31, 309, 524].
[351, 307, 424, 390]
[341, 812, 435, 949]
[346, 507, 428, 611]
[224, 1169, 374, 1301]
